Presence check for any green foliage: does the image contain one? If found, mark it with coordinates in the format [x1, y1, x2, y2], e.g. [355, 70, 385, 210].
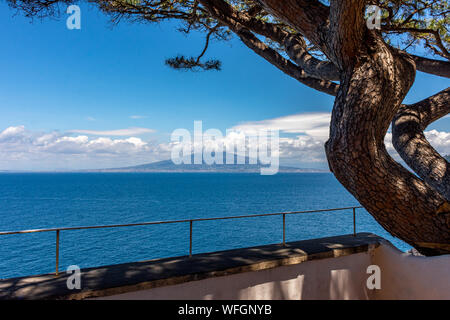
[165, 55, 221, 71]
[376, 0, 449, 58]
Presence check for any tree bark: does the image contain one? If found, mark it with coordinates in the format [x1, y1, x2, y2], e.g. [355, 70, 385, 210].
[256, 0, 329, 49]
[392, 88, 450, 201]
[410, 55, 450, 78]
[284, 35, 340, 81]
[325, 33, 450, 256]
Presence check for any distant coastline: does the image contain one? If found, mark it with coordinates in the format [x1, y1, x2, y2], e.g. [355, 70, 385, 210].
[0, 159, 329, 174]
[5, 155, 448, 173]
[83, 168, 329, 173]
[82, 157, 329, 173]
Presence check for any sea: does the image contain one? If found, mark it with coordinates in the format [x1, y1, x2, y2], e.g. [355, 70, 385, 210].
[0, 173, 411, 279]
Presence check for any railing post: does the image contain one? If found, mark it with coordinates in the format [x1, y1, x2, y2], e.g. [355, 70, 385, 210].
[282, 213, 286, 246]
[189, 220, 193, 258]
[353, 207, 356, 236]
[55, 229, 60, 276]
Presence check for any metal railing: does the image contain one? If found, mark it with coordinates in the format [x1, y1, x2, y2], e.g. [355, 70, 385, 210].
[0, 206, 362, 276]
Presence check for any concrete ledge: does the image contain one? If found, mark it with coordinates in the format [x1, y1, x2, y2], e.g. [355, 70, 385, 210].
[0, 233, 383, 300]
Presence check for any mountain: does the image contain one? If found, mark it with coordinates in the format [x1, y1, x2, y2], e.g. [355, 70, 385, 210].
[87, 154, 327, 173]
[446, 155, 450, 162]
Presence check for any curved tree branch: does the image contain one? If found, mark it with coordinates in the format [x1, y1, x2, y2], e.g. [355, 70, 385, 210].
[196, 25, 218, 63]
[284, 35, 340, 81]
[199, 0, 340, 81]
[236, 27, 339, 96]
[198, 0, 287, 43]
[256, 0, 329, 50]
[410, 54, 450, 78]
[392, 87, 450, 201]
[198, 0, 339, 95]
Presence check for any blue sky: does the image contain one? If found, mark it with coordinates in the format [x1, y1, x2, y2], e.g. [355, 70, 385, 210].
[0, 3, 448, 170]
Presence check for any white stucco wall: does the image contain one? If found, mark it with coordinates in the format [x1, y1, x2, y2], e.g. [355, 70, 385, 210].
[99, 251, 376, 300]
[371, 244, 450, 300]
[98, 242, 450, 300]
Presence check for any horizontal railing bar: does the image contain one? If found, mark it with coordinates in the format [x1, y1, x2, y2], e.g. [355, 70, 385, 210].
[0, 206, 363, 236]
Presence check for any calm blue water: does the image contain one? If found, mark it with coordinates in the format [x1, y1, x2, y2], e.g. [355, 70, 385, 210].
[0, 173, 410, 279]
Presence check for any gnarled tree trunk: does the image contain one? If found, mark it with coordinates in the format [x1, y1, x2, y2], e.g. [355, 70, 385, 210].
[254, 0, 450, 256]
[325, 33, 450, 256]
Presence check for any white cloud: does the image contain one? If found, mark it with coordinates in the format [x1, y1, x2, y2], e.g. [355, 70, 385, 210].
[129, 115, 147, 119]
[228, 113, 331, 164]
[0, 126, 166, 170]
[278, 135, 327, 162]
[0, 114, 448, 171]
[385, 130, 450, 158]
[424, 130, 450, 155]
[0, 125, 26, 137]
[0, 125, 27, 143]
[232, 113, 331, 140]
[69, 127, 155, 136]
[232, 113, 450, 164]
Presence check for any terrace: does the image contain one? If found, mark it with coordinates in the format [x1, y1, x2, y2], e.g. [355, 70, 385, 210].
[0, 206, 449, 300]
